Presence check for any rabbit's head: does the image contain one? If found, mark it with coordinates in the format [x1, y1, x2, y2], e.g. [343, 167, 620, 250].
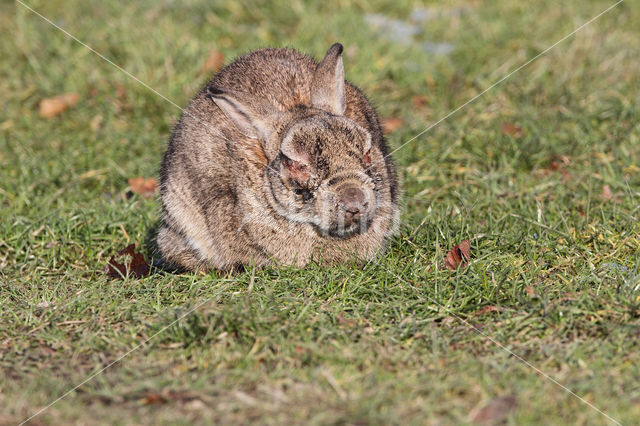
[208, 43, 383, 237]
[269, 112, 377, 237]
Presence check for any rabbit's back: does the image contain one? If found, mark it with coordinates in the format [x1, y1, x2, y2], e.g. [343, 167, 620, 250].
[211, 48, 318, 112]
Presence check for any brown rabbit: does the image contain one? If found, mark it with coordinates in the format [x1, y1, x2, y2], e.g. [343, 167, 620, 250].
[157, 43, 399, 272]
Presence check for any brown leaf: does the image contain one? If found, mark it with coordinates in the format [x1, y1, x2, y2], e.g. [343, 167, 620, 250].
[524, 286, 535, 296]
[135, 389, 200, 406]
[445, 239, 471, 270]
[600, 184, 613, 201]
[39, 93, 81, 118]
[501, 122, 525, 138]
[128, 177, 158, 198]
[37, 345, 57, 356]
[105, 244, 151, 279]
[336, 312, 356, 327]
[535, 155, 572, 180]
[381, 117, 404, 134]
[90, 114, 103, 132]
[411, 95, 428, 109]
[474, 305, 499, 316]
[115, 83, 128, 100]
[201, 49, 225, 73]
[469, 395, 517, 424]
[141, 392, 167, 405]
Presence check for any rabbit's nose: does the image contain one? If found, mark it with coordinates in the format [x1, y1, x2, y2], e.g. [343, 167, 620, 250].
[339, 187, 366, 223]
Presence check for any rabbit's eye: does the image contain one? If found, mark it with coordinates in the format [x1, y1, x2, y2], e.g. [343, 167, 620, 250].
[294, 188, 314, 202]
[363, 149, 371, 167]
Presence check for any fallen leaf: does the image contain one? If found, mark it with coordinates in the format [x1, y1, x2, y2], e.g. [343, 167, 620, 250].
[37, 345, 57, 356]
[501, 122, 525, 138]
[90, 114, 103, 132]
[600, 184, 613, 201]
[185, 399, 207, 410]
[411, 95, 428, 109]
[201, 49, 225, 73]
[445, 239, 471, 270]
[474, 305, 499, 316]
[128, 177, 158, 198]
[115, 83, 127, 100]
[381, 117, 404, 134]
[105, 244, 151, 279]
[336, 312, 356, 327]
[39, 93, 80, 118]
[134, 389, 200, 405]
[469, 395, 517, 424]
[535, 155, 572, 181]
[141, 392, 167, 405]
[36, 301, 54, 309]
[524, 286, 535, 296]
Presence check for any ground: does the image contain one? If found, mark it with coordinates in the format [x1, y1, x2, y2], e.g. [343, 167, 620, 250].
[1, 0, 639, 424]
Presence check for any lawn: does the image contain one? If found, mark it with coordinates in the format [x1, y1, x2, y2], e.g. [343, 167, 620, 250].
[1, 0, 639, 424]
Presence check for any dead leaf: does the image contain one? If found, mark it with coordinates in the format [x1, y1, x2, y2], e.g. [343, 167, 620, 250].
[474, 305, 499, 316]
[524, 286, 535, 296]
[501, 122, 525, 138]
[105, 244, 151, 279]
[128, 177, 158, 198]
[135, 389, 200, 405]
[90, 114, 103, 132]
[336, 312, 356, 327]
[201, 49, 225, 73]
[445, 239, 471, 270]
[469, 395, 517, 424]
[381, 117, 404, 134]
[115, 83, 127, 100]
[535, 155, 572, 181]
[39, 93, 80, 118]
[141, 392, 167, 405]
[411, 95, 428, 109]
[600, 184, 613, 201]
[37, 345, 57, 356]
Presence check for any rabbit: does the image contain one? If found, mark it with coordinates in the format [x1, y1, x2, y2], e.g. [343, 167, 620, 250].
[157, 43, 399, 272]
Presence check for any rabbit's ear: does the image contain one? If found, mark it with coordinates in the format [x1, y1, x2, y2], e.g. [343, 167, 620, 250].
[207, 87, 277, 140]
[311, 43, 346, 115]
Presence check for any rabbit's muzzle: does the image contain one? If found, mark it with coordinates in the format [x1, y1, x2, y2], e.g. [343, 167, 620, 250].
[338, 186, 366, 227]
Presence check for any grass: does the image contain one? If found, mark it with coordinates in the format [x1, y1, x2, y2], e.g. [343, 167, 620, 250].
[1, 0, 639, 424]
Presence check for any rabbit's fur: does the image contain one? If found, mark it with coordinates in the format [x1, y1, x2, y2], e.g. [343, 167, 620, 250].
[158, 43, 398, 272]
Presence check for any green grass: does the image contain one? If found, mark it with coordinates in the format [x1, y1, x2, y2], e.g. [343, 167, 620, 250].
[2, 0, 640, 424]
